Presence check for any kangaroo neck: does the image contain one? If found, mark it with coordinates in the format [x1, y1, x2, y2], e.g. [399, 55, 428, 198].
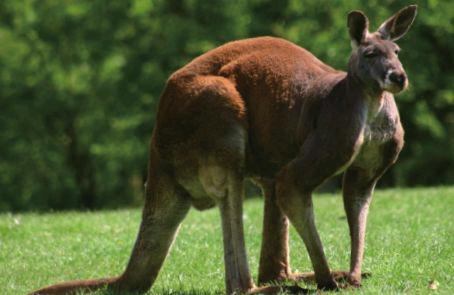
[345, 70, 385, 121]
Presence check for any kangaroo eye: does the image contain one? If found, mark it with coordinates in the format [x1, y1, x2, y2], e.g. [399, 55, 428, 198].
[394, 49, 400, 55]
[364, 51, 378, 58]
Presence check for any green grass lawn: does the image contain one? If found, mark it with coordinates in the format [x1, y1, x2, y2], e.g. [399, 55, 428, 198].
[1, 187, 453, 294]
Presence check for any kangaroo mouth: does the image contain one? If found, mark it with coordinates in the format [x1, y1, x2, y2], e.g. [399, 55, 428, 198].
[382, 79, 408, 94]
[384, 84, 406, 94]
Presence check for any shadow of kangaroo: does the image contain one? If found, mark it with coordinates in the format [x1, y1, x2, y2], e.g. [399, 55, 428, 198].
[31, 5, 417, 295]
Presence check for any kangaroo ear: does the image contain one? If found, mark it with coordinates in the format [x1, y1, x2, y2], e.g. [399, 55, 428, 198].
[378, 5, 417, 41]
[348, 10, 369, 48]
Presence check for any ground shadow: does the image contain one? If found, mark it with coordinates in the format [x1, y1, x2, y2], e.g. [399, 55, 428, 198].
[97, 286, 317, 295]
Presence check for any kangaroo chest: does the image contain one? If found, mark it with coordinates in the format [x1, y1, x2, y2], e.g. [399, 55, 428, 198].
[352, 98, 399, 170]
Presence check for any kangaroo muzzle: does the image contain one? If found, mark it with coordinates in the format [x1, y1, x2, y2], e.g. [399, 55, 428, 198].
[384, 70, 408, 93]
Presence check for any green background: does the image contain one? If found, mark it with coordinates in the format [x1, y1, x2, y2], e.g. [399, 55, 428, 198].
[0, 0, 452, 211]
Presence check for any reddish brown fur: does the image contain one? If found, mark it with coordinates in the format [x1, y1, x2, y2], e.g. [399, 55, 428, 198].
[30, 5, 417, 295]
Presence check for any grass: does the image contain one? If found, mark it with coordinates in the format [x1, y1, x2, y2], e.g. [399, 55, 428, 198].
[1, 187, 453, 294]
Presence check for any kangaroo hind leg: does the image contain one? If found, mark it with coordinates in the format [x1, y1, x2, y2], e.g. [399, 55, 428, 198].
[203, 168, 281, 295]
[257, 179, 292, 284]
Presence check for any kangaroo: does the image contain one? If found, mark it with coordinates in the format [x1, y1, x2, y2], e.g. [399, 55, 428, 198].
[31, 5, 417, 295]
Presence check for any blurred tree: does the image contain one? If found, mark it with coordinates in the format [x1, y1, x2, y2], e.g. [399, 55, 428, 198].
[0, 0, 452, 211]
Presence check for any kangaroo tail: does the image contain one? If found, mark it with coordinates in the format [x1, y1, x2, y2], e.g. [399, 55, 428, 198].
[29, 276, 119, 295]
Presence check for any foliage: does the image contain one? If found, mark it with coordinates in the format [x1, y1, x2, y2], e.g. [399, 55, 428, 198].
[0, 0, 452, 211]
[1, 187, 453, 294]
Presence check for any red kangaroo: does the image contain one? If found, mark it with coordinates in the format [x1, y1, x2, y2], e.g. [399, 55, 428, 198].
[31, 5, 417, 295]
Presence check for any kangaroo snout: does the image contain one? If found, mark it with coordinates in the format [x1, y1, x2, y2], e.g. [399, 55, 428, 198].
[385, 70, 408, 93]
[389, 71, 406, 86]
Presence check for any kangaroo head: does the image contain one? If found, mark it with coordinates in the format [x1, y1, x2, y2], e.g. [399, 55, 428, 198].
[347, 5, 417, 94]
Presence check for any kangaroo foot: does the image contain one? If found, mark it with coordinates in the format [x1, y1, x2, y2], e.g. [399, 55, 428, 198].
[343, 271, 372, 287]
[289, 270, 371, 286]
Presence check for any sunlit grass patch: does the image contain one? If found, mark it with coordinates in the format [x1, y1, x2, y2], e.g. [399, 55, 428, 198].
[1, 186, 453, 294]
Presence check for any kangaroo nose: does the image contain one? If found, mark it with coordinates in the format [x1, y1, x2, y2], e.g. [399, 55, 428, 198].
[389, 71, 406, 86]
